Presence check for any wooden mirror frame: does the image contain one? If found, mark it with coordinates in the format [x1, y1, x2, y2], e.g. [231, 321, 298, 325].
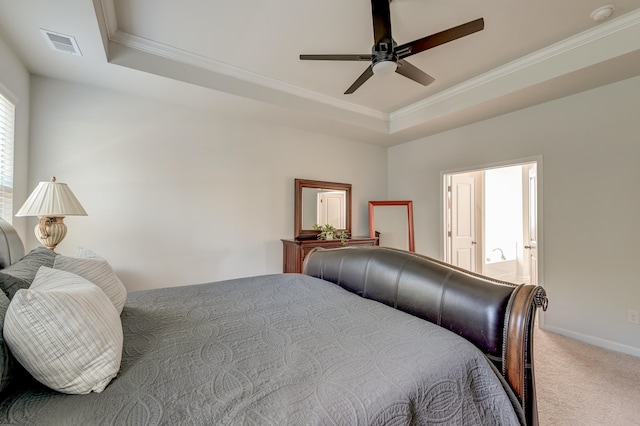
[295, 179, 352, 240]
[368, 200, 415, 252]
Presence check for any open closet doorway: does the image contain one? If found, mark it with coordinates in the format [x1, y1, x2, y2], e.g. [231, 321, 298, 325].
[443, 160, 539, 285]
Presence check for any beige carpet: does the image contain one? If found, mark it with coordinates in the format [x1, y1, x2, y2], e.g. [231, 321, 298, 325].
[534, 324, 640, 425]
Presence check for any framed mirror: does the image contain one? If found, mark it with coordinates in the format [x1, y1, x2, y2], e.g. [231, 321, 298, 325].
[295, 179, 352, 239]
[368, 200, 415, 252]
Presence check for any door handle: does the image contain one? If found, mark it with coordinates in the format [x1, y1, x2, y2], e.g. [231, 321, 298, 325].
[524, 245, 534, 249]
[471, 241, 477, 245]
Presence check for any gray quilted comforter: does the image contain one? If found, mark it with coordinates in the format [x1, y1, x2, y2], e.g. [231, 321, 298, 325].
[0, 274, 523, 425]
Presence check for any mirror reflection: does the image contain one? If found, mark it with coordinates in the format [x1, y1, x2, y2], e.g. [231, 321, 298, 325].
[301, 187, 347, 230]
[294, 179, 352, 239]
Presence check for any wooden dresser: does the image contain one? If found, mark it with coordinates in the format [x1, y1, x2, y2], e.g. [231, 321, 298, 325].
[281, 237, 378, 273]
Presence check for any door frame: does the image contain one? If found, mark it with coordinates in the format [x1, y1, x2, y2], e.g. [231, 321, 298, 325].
[440, 156, 544, 292]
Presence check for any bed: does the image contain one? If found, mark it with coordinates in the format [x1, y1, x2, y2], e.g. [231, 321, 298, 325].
[0, 219, 547, 425]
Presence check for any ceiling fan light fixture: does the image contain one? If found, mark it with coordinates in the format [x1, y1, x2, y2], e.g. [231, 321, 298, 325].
[372, 60, 397, 76]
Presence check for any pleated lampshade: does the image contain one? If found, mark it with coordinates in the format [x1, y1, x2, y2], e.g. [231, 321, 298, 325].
[16, 177, 87, 217]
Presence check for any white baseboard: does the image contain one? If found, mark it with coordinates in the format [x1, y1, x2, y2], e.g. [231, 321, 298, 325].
[540, 323, 640, 358]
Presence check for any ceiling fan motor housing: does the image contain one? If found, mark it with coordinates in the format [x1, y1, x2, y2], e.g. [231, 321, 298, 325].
[372, 40, 397, 64]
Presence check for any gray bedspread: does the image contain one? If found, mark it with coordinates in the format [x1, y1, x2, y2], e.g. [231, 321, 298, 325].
[0, 274, 523, 425]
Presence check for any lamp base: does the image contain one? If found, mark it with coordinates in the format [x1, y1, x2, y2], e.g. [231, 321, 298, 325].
[35, 217, 67, 251]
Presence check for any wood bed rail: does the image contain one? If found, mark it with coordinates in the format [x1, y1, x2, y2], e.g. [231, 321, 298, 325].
[505, 284, 548, 426]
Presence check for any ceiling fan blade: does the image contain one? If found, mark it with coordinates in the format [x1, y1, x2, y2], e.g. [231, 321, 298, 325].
[395, 60, 435, 86]
[371, 0, 392, 45]
[300, 54, 372, 61]
[344, 65, 374, 94]
[396, 18, 484, 59]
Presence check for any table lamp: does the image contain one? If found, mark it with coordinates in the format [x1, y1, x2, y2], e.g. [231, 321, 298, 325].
[15, 176, 87, 250]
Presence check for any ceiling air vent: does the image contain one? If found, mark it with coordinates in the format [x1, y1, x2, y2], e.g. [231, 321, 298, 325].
[40, 29, 82, 56]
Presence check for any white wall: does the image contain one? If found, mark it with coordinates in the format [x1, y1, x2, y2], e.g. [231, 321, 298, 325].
[388, 75, 640, 356]
[28, 76, 387, 291]
[0, 36, 30, 241]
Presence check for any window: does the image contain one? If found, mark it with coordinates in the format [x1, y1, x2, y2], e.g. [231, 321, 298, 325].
[0, 92, 15, 223]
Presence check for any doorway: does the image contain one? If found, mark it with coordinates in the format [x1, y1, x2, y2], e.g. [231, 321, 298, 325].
[443, 160, 539, 285]
[317, 191, 347, 229]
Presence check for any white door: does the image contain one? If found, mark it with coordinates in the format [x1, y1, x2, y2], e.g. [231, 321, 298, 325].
[317, 191, 346, 229]
[450, 175, 477, 272]
[526, 167, 538, 285]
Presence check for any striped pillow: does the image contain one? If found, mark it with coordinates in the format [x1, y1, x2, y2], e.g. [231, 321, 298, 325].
[74, 247, 102, 259]
[3, 267, 123, 394]
[53, 255, 127, 314]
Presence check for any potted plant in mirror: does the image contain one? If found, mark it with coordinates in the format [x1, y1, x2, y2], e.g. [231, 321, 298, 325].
[312, 224, 349, 244]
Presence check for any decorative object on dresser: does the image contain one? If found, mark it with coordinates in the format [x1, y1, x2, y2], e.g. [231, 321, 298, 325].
[312, 223, 348, 243]
[284, 178, 377, 273]
[15, 176, 87, 251]
[369, 200, 415, 252]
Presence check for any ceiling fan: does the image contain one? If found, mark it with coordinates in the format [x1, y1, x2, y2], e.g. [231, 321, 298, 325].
[299, 0, 484, 94]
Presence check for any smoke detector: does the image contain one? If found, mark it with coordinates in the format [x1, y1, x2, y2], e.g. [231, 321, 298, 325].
[40, 29, 82, 56]
[591, 5, 614, 22]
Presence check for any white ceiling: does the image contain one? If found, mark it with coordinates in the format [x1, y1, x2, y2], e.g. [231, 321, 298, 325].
[1, 0, 640, 146]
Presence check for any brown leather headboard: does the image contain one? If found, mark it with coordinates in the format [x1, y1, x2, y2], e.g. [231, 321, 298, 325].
[303, 246, 547, 426]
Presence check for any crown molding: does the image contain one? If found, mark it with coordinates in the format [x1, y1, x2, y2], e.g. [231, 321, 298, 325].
[108, 29, 388, 122]
[98, 0, 387, 123]
[99, 0, 118, 39]
[392, 8, 640, 122]
[388, 8, 640, 133]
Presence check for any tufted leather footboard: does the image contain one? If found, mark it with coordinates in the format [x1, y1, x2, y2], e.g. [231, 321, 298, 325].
[303, 246, 547, 426]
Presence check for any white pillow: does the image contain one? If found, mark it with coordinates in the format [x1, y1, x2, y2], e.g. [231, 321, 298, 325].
[53, 255, 127, 314]
[3, 267, 123, 394]
[74, 247, 103, 259]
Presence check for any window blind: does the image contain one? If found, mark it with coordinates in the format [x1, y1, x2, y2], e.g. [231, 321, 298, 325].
[0, 93, 15, 223]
